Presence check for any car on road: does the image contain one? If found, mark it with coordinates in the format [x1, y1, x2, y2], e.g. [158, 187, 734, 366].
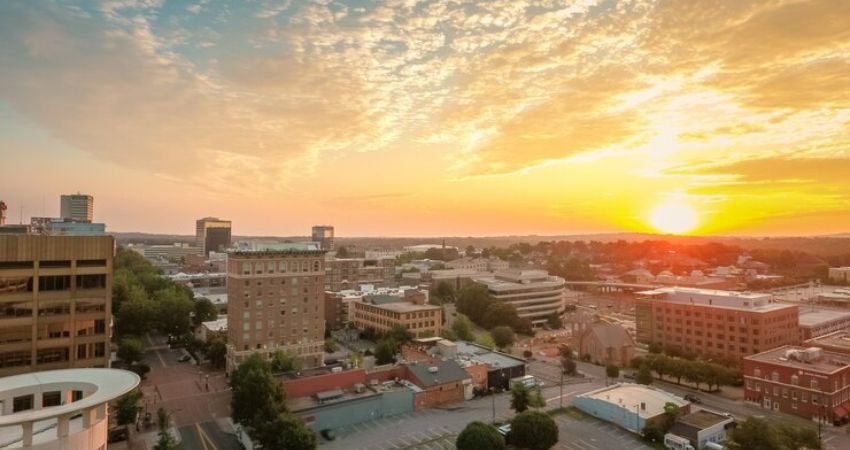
[683, 394, 702, 404]
[177, 355, 192, 363]
[623, 371, 635, 379]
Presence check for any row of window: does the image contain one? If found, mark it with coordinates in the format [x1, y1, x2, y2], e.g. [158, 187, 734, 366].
[0, 274, 107, 293]
[240, 260, 322, 275]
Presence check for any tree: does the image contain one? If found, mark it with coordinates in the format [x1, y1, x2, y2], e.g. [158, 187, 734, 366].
[777, 423, 821, 450]
[231, 353, 285, 430]
[115, 389, 142, 426]
[115, 288, 155, 336]
[153, 286, 194, 336]
[324, 338, 338, 353]
[270, 350, 299, 373]
[435, 281, 456, 303]
[476, 332, 496, 350]
[375, 339, 397, 365]
[510, 382, 544, 414]
[642, 421, 666, 443]
[255, 412, 317, 450]
[636, 364, 653, 385]
[726, 417, 782, 450]
[606, 364, 620, 382]
[389, 325, 413, 345]
[206, 339, 227, 369]
[648, 342, 663, 354]
[546, 312, 563, 329]
[153, 408, 180, 450]
[510, 411, 559, 450]
[456, 284, 492, 324]
[452, 314, 475, 341]
[491, 326, 515, 351]
[193, 298, 218, 326]
[456, 421, 506, 450]
[481, 301, 521, 331]
[118, 336, 144, 366]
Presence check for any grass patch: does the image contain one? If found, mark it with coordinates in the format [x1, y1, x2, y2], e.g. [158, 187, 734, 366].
[553, 406, 587, 420]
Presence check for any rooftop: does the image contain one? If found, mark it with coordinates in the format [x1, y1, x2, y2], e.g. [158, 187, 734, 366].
[201, 317, 228, 332]
[360, 301, 440, 313]
[287, 381, 414, 412]
[473, 270, 565, 290]
[798, 308, 850, 327]
[454, 341, 527, 370]
[676, 410, 732, 430]
[578, 383, 689, 419]
[637, 287, 793, 312]
[406, 359, 470, 387]
[745, 345, 850, 373]
[230, 241, 323, 254]
[806, 331, 850, 352]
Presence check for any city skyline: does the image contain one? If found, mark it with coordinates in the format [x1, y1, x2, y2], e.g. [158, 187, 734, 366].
[2, 1, 850, 237]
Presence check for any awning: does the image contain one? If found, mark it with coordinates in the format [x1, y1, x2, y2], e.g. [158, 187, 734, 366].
[834, 405, 848, 418]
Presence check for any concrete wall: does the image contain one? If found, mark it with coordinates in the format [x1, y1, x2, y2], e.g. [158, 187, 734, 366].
[296, 389, 414, 432]
[573, 396, 645, 433]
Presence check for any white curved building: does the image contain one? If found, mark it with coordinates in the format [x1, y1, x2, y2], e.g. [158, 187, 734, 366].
[0, 369, 139, 450]
[473, 270, 566, 326]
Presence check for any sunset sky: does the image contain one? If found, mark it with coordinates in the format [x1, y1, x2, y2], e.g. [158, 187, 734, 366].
[1, 0, 849, 237]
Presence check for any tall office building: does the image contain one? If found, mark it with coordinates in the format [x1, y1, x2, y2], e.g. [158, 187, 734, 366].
[226, 242, 326, 372]
[60, 194, 94, 223]
[0, 201, 6, 225]
[0, 234, 113, 377]
[196, 217, 232, 255]
[311, 225, 334, 251]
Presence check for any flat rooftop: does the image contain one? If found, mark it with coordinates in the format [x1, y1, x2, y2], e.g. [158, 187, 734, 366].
[638, 287, 793, 312]
[746, 345, 850, 373]
[578, 383, 689, 419]
[798, 308, 850, 327]
[367, 302, 440, 313]
[807, 331, 850, 352]
[287, 381, 414, 412]
[677, 410, 731, 429]
[454, 341, 527, 370]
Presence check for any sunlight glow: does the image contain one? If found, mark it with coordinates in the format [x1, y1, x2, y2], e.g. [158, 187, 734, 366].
[649, 200, 699, 235]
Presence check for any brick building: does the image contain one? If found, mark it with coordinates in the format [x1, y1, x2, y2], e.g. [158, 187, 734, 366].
[325, 285, 425, 331]
[405, 360, 470, 410]
[636, 287, 799, 361]
[744, 346, 850, 424]
[578, 322, 635, 367]
[226, 242, 326, 372]
[324, 257, 395, 291]
[352, 293, 442, 338]
[798, 308, 850, 341]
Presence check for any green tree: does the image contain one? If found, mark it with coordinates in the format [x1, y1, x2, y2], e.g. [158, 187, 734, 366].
[389, 325, 413, 345]
[491, 326, 515, 351]
[324, 337, 338, 353]
[510, 411, 559, 450]
[270, 350, 299, 373]
[230, 354, 285, 430]
[605, 364, 620, 382]
[153, 408, 181, 450]
[648, 342, 663, 354]
[115, 389, 142, 426]
[546, 312, 563, 329]
[481, 301, 521, 331]
[456, 421, 506, 450]
[435, 281, 456, 303]
[726, 417, 782, 450]
[642, 421, 666, 443]
[476, 332, 496, 350]
[192, 297, 218, 326]
[452, 314, 475, 341]
[636, 363, 653, 385]
[510, 382, 542, 414]
[117, 336, 144, 366]
[206, 339, 227, 369]
[375, 339, 397, 365]
[777, 423, 821, 450]
[114, 287, 155, 336]
[153, 286, 194, 336]
[255, 412, 317, 450]
[456, 284, 492, 324]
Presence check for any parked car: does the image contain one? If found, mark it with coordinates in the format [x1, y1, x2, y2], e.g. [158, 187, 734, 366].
[683, 394, 702, 404]
[623, 371, 635, 379]
[177, 355, 192, 363]
[497, 424, 512, 444]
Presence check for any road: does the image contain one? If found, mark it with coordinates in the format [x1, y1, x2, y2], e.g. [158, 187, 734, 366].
[178, 421, 241, 450]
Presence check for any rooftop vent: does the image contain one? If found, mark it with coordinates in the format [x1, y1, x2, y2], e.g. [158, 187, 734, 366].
[428, 366, 439, 373]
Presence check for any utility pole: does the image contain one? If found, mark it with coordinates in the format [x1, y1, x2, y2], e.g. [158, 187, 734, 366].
[560, 371, 564, 409]
[491, 388, 496, 424]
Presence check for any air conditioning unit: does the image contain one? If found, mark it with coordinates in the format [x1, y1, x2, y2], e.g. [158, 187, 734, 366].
[428, 366, 439, 373]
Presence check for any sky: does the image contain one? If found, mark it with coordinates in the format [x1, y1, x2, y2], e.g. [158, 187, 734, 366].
[1, 0, 849, 237]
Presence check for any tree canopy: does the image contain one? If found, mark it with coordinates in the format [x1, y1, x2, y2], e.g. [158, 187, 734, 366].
[491, 326, 515, 351]
[451, 314, 475, 341]
[231, 354, 286, 430]
[456, 421, 506, 450]
[255, 412, 317, 450]
[510, 411, 559, 450]
[727, 417, 821, 450]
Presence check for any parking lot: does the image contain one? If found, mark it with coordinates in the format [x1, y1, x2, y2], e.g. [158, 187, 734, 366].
[552, 412, 652, 450]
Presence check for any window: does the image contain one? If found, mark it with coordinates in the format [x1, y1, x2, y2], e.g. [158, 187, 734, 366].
[38, 275, 71, 291]
[13, 394, 34, 412]
[76, 274, 106, 289]
[42, 391, 62, 407]
[791, 375, 798, 385]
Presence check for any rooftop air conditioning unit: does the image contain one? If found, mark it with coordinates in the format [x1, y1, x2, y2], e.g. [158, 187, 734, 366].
[428, 366, 439, 373]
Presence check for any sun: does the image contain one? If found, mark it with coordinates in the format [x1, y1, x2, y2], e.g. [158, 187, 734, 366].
[649, 201, 699, 235]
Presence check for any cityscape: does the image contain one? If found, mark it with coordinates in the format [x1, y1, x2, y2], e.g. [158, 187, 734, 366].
[2, 2, 850, 450]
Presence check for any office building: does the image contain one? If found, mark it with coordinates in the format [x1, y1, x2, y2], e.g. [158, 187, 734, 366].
[226, 242, 326, 372]
[446, 257, 509, 272]
[325, 285, 422, 330]
[829, 267, 850, 283]
[0, 368, 139, 450]
[0, 234, 113, 377]
[636, 287, 799, 360]
[351, 292, 442, 338]
[60, 194, 94, 223]
[324, 257, 395, 291]
[666, 410, 735, 450]
[0, 201, 6, 225]
[311, 225, 334, 251]
[196, 217, 232, 255]
[472, 270, 566, 327]
[798, 308, 850, 341]
[743, 346, 850, 424]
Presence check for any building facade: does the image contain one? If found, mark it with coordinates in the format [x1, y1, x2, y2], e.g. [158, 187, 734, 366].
[473, 270, 566, 327]
[226, 243, 326, 372]
[446, 257, 509, 272]
[311, 225, 335, 251]
[574, 383, 690, 434]
[0, 368, 139, 450]
[324, 257, 395, 291]
[59, 195, 93, 223]
[829, 267, 850, 283]
[578, 322, 635, 367]
[636, 287, 799, 361]
[195, 217, 232, 255]
[743, 346, 850, 424]
[351, 294, 441, 338]
[0, 235, 113, 377]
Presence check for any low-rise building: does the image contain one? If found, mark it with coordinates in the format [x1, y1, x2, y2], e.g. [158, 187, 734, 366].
[352, 293, 442, 338]
[798, 308, 850, 341]
[197, 318, 228, 342]
[473, 270, 566, 327]
[829, 267, 850, 283]
[405, 359, 471, 409]
[454, 342, 527, 392]
[325, 285, 424, 330]
[667, 410, 735, 450]
[578, 322, 635, 367]
[325, 257, 395, 291]
[446, 257, 508, 272]
[743, 345, 850, 424]
[805, 330, 850, 355]
[574, 384, 690, 434]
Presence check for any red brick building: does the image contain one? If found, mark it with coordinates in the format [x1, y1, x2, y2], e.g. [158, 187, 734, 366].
[405, 360, 470, 410]
[636, 287, 799, 361]
[743, 346, 850, 424]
